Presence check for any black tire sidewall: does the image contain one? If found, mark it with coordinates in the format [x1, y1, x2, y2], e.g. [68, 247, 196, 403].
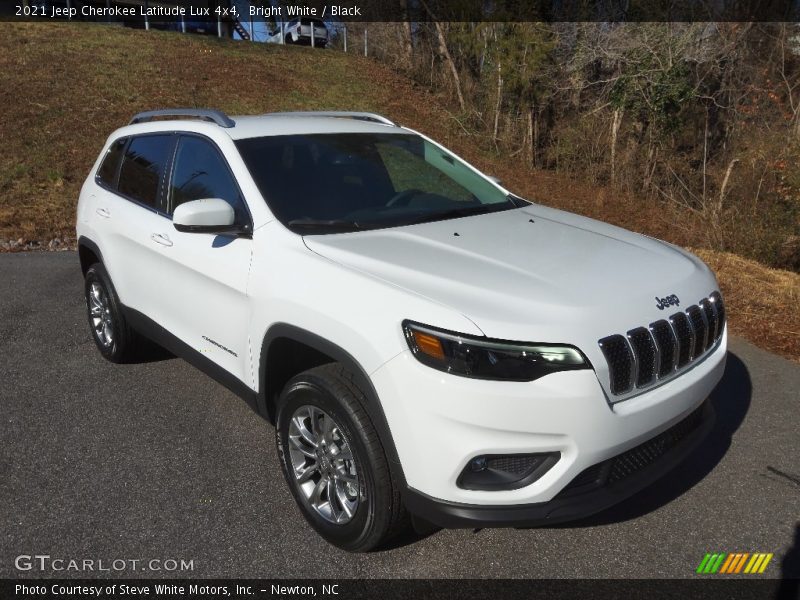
[276, 376, 385, 551]
[84, 264, 129, 362]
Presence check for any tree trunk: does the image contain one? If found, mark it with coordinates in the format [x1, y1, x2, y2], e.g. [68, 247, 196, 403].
[398, 0, 413, 69]
[528, 107, 535, 168]
[610, 108, 623, 184]
[419, 0, 465, 111]
[493, 63, 503, 146]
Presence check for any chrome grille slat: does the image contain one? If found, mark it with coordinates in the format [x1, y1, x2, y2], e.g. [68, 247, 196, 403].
[686, 305, 707, 360]
[699, 298, 718, 348]
[670, 311, 694, 368]
[599, 293, 725, 398]
[710, 291, 726, 333]
[649, 319, 677, 377]
[598, 334, 634, 395]
[627, 327, 656, 388]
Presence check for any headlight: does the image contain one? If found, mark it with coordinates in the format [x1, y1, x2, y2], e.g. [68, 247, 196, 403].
[402, 321, 589, 381]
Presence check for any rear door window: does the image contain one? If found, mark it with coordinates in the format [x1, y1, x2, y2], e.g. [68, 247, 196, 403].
[117, 135, 174, 210]
[96, 137, 127, 189]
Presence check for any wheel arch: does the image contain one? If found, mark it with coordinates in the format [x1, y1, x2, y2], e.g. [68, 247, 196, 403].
[258, 323, 406, 485]
[78, 235, 104, 276]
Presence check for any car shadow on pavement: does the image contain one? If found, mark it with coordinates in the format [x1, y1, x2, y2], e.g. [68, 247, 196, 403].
[132, 338, 175, 363]
[552, 350, 752, 528]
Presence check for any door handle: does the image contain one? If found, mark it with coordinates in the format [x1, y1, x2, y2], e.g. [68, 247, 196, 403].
[150, 233, 173, 247]
[95, 207, 110, 218]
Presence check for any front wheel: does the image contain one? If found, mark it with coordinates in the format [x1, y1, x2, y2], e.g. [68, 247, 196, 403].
[276, 364, 408, 551]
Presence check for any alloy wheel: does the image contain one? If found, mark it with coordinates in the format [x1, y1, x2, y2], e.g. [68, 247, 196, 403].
[89, 281, 113, 348]
[287, 405, 360, 524]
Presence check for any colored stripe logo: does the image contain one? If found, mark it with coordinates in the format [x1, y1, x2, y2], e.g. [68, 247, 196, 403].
[696, 552, 773, 574]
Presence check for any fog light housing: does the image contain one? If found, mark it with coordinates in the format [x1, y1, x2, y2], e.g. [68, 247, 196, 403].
[457, 452, 560, 491]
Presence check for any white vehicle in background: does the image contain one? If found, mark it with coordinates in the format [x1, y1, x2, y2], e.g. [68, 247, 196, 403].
[268, 17, 328, 47]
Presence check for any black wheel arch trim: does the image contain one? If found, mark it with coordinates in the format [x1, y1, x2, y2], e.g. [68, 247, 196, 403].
[77, 235, 105, 274]
[259, 323, 407, 486]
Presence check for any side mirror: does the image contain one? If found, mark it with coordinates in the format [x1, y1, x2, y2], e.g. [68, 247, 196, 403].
[173, 198, 237, 234]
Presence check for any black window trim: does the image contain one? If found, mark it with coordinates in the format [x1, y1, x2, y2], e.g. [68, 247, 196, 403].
[95, 132, 177, 219]
[165, 132, 254, 234]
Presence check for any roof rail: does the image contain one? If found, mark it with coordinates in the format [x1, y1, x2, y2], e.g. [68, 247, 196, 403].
[264, 111, 397, 127]
[129, 109, 235, 128]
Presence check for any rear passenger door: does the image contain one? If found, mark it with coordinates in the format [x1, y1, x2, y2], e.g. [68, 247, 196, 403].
[94, 133, 176, 326]
[153, 134, 253, 383]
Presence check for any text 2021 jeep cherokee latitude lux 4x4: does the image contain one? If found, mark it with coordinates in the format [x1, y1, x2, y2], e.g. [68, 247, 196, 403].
[76, 109, 726, 551]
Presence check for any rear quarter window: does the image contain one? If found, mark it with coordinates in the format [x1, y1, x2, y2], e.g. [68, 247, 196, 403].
[117, 135, 173, 209]
[96, 138, 126, 189]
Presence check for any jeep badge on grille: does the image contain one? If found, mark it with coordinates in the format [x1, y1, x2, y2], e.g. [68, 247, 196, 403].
[655, 294, 680, 310]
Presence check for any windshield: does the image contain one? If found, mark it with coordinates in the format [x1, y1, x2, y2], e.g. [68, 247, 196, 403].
[235, 133, 517, 234]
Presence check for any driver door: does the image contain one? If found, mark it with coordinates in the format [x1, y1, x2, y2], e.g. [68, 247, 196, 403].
[153, 134, 253, 383]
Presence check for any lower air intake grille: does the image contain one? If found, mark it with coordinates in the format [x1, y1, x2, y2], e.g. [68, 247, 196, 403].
[486, 455, 537, 476]
[598, 292, 725, 397]
[557, 403, 706, 497]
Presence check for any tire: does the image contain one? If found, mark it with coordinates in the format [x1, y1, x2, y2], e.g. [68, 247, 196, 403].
[83, 262, 144, 363]
[276, 363, 408, 552]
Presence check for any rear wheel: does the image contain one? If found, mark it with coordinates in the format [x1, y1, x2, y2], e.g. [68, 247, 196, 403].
[276, 364, 408, 551]
[83, 263, 144, 363]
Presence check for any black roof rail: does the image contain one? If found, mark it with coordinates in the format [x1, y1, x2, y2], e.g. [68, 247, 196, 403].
[263, 111, 397, 127]
[129, 109, 235, 128]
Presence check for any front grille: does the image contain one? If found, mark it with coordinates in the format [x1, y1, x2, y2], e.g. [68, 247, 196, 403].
[598, 292, 725, 397]
[557, 404, 706, 497]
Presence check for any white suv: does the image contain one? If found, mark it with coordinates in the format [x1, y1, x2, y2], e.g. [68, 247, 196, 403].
[76, 109, 727, 552]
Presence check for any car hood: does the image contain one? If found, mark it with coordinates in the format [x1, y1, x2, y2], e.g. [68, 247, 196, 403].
[302, 204, 718, 346]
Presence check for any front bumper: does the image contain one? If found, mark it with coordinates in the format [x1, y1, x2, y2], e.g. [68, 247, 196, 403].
[370, 329, 727, 509]
[403, 400, 714, 528]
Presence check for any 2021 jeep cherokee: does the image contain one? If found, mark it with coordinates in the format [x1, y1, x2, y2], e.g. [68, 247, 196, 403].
[76, 108, 727, 551]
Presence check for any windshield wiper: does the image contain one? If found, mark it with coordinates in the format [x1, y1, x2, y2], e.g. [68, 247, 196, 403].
[401, 203, 512, 226]
[287, 218, 378, 233]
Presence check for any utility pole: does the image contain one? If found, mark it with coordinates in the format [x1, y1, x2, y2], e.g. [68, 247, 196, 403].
[343, 25, 347, 52]
[364, 28, 367, 57]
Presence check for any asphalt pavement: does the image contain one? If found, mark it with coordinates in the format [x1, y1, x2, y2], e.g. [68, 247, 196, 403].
[1, 252, 798, 579]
